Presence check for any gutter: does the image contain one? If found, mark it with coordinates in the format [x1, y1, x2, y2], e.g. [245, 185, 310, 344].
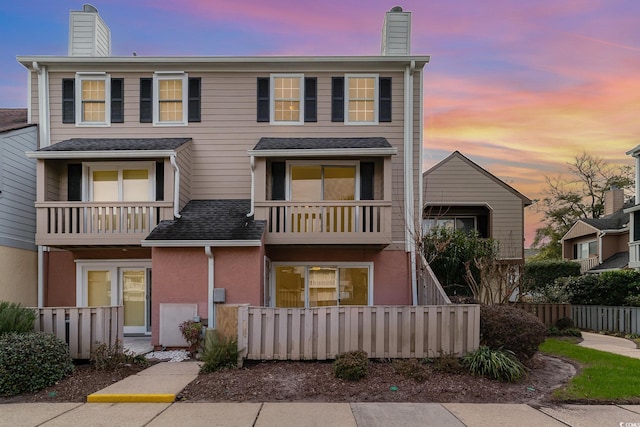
[170, 155, 181, 219]
[247, 156, 255, 218]
[32, 62, 50, 148]
[404, 60, 418, 305]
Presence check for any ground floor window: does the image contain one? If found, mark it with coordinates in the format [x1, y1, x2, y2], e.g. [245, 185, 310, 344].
[76, 260, 151, 335]
[272, 263, 372, 308]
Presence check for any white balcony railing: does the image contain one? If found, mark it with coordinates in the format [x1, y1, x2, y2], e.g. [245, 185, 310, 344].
[573, 257, 600, 273]
[630, 242, 640, 268]
[255, 201, 392, 245]
[35, 201, 174, 246]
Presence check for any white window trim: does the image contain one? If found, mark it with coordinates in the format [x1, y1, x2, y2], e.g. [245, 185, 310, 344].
[344, 73, 379, 125]
[285, 160, 361, 201]
[83, 161, 156, 202]
[270, 262, 374, 308]
[270, 74, 304, 125]
[153, 72, 188, 126]
[75, 72, 111, 127]
[75, 259, 151, 308]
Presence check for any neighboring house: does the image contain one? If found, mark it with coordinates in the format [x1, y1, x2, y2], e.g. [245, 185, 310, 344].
[422, 151, 532, 264]
[561, 188, 629, 273]
[18, 6, 428, 346]
[625, 145, 640, 269]
[0, 109, 38, 305]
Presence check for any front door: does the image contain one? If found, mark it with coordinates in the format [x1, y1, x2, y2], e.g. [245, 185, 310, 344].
[77, 260, 152, 335]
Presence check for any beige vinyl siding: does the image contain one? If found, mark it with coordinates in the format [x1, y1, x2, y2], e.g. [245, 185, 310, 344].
[175, 145, 192, 211]
[424, 155, 526, 259]
[563, 222, 598, 240]
[45, 69, 413, 244]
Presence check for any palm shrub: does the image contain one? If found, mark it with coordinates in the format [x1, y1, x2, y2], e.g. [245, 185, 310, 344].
[462, 345, 526, 382]
[0, 332, 74, 396]
[200, 331, 239, 373]
[0, 301, 36, 334]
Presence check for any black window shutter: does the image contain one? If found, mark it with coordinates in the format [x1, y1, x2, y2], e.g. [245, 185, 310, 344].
[573, 244, 578, 259]
[68, 164, 82, 201]
[304, 77, 317, 122]
[110, 78, 124, 123]
[257, 78, 270, 122]
[62, 79, 75, 124]
[155, 161, 164, 201]
[379, 77, 392, 122]
[188, 77, 201, 122]
[140, 78, 152, 123]
[331, 77, 344, 122]
[271, 162, 286, 200]
[360, 162, 375, 200]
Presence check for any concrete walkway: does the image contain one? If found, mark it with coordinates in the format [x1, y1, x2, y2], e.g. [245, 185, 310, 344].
[579, 331, 640, 358]
[2, 401, 640, 426]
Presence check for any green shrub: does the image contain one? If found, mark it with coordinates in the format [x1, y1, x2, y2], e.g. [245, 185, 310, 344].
[333, 350, 368, 381]
[480, 305, 546, 362]
[523, 260, 581, 294]
[90, 340, 149, 370]
[555, 317, 574, 329]
[554, 270, 640, 306]
[462, 345, 526, 382]
[200, 331, 239, 373]
[392, 359, 428, 382]
[0, 332, 74, 396]
[0, 301, 36, 334]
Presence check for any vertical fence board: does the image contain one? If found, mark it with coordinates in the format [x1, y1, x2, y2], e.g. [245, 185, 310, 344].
[317, 308, 327, 360]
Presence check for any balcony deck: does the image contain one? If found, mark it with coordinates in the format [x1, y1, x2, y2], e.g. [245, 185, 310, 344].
[35, 201, 174, 246]
[255, 201, 392, 245]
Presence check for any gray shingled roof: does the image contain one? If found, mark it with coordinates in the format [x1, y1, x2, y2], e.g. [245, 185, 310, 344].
[0, 108, 34, 133]
[588, 251, 629, 272]
[253, 137, 391, 151]
[581, 208, 629, 231]
[145, 200, 265, 242]
[39, 138, 191, 152]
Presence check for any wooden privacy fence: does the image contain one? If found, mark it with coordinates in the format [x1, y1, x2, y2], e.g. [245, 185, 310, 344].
[513, 303, 572, 327]
[32, 306, 124, 359]
[572, 305, 640, 335]
[218, 304, 479, 361]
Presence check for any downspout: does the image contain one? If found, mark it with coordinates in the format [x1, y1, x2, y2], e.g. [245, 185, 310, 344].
[247, 156, 255, 218]
[404, 60, 418, 305]
[170, 154, 181, 219]
[37, 246, 45, 307]
[32, 62, 50, 148]
[205, 246, 215, 328]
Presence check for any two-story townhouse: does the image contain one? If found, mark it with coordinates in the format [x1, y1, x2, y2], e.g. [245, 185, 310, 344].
[0, 109, 38, 305]
[19, 5, 428, 347]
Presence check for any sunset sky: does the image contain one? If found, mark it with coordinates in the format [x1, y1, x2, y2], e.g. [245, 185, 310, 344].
[2, 0, 639, 247]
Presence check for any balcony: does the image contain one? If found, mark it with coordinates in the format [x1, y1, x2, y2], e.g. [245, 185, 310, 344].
[572, 256, 600, 273]
[35, 201, 174, 247]
[255, 201, 392, 245]
[630, 241, 640, 269]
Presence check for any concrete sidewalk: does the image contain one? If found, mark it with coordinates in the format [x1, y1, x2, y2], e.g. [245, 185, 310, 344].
[579, 331, 640, 359]
[2, 402, 640, 426]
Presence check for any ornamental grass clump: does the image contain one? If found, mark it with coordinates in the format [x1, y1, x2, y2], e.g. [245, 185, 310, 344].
[462, 345, 526, 382]
[333, 350, 369, 381]
[200, 331, 240, 373]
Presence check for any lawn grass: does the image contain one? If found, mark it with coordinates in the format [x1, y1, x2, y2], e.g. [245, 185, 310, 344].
[540, 338, 640, 401]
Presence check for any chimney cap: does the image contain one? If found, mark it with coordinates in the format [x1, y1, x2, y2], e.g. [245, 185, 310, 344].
[82, 4, 99, 13]
[390, 6, 403, 12]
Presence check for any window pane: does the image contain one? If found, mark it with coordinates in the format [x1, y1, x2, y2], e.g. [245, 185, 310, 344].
[159, 101, 183, 122]
[123, 169, 150, 201]
[348, 100, 374, 122]
[81, 80, 106, 122]
[323, 166, 355, 200]
[159, 79, 183, 122]
[159, 79, 182, 100]
[589, 241, 598, 255]
[123, 270, 145, 327]
[436, 219, 455, 231]
[309, 267, 337, 307]
[339, 267, 368, 305]
[456, 218, 476, 235]
[82, 80, 105, 101]
[88, 270, 111, 306]
[93, 170, 118, 201]
[273, 77, 300, 122]
[290, 165, 322, 201]
[275, 266, 305, 308]
[348, 77, 375, 122]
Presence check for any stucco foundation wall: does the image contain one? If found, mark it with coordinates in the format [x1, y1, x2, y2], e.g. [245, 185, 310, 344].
[0, 246, 37, 306]
[151, 246, 263, 345]
[266, 247, 411, 305]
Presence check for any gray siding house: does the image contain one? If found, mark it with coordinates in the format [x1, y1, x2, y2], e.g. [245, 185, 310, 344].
[0, 109, 38, 305]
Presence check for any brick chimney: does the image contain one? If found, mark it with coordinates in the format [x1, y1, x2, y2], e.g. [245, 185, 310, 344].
[604, 186, 624, 216]
[68, 4, 111, 56]
[381, 6, 411, 56]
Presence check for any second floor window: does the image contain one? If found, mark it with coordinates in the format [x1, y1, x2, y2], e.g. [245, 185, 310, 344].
[87, 162, 155, 202]
[272, 75, 303, 124]
[423, 217, 477, 236]
[153, 73, 188, 126]
[346, 75, 376, 123]
[80, 78, 107, 123]
[63, 74, 123, 126]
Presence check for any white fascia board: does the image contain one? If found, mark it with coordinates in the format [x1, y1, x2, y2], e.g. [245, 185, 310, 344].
[248, 148, 397, 157]
[600, 229, 628, 236]
[624, 204, 640, 213]
[141, 239, 263, 248]
[26, 150, 178, 159]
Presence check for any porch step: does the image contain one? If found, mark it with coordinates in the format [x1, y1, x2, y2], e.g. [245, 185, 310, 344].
[87, 361, 201, 403]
